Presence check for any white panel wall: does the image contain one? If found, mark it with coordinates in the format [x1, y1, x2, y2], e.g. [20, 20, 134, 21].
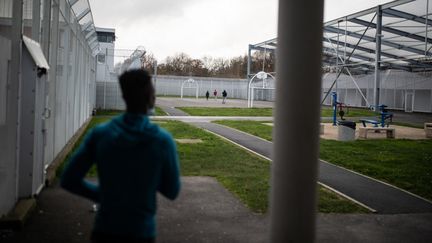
[322, 70, 432, 113]
[95, 75, 254, 110]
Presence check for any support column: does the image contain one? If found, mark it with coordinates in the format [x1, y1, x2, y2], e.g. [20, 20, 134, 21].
[153, 60, 157, 92]
[11, 0, 24, 199]
[247, 45, 252, 107]
[247, 44, 252, 79]
[31, 0, 41, 42]
[270, 0, 324, 242]
[374, 6, 382, 110]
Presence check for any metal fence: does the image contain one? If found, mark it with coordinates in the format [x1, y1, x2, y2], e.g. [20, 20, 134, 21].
[0, 0, 97, 216]
[97, 70, 432, 113]
[322, 70, 432, 113]
[96, 75, 276, 109]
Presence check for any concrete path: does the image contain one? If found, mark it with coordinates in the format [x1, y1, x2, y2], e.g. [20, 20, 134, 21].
[3, 177, 432, 243]
[192, 122, 432, 214]
[156, 97, 274, 108]
[152, 116, 272, 123]
[157, 105, 190, 116]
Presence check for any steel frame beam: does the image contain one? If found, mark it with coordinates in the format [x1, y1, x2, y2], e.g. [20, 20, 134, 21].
[374, 6, 383, 109]
[69, 0, 79, 6]
[85, 29, 95, 40]
[349, 18, 432, 44]
[322, 37, 432, 68]
[323, 40, 371, 106]
[383, 8, 432, 27]
[324, 25, 432, 56]
[250, 45, 276, 53]
[325, 0, 413, 26]
[76, 8, 90, 22]
[323, 47, 374, 62]
[80, 21, 92, 33]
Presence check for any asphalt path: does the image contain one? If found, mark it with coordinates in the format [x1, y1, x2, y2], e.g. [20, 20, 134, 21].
[192, 122, 432, 214]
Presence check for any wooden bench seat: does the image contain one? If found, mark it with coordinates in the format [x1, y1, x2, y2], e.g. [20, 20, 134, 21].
[358, 127, 395, 139]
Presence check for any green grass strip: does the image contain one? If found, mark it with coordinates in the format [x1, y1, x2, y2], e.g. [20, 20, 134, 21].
[177, 107, 273, 116]
[57, 117, 368, 214]
[94, 107, 167, 116]
[177, 106, 376, 117]
[321, 106, 377, 117]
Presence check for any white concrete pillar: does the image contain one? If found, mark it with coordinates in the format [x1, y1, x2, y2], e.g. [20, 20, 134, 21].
[270, 0, 324, 242]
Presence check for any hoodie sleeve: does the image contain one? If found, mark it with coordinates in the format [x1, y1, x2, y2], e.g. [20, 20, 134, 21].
[158, 133, 181, 200]
[60, 128, 100, 202]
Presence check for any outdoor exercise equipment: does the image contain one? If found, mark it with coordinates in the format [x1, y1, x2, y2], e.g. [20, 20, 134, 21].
[360, 105, 393, 128]
[331, 92, 349, 126]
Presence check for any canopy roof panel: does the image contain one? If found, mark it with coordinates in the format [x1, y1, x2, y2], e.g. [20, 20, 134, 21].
[68, 0, 100, 55]
[250, 0, 432, 73]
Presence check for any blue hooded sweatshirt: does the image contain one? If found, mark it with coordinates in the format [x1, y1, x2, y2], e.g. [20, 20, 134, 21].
[61, 113, 180, 239]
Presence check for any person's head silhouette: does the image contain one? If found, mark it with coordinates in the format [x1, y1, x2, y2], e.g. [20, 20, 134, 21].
[119, 69, 155, 114]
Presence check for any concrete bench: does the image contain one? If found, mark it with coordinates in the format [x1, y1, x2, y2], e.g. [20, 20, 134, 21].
[358, 127, 395, 139]
[425, 123, 432, 138]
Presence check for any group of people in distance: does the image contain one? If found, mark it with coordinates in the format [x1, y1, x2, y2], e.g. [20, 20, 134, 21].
[205, 89, 228, 104]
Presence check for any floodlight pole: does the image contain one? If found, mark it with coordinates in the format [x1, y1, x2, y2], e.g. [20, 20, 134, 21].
[153, 60, 157, 92]
[247, 45, 252, 107]
[270, 0, 323, 242]
[374, 6, 383, 110]
[426, 0, 429, 56]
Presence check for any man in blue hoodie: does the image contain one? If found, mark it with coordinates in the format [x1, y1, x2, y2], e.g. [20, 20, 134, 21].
[61, 69, 180, 243]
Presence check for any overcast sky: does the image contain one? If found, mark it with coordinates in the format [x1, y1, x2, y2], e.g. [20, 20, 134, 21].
[89, 0, 394, 63]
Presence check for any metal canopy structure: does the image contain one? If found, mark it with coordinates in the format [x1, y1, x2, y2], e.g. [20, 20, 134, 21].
[68, 0, 100, 56]
[247, 0, 432, 110]
[248, 0, 431, 75]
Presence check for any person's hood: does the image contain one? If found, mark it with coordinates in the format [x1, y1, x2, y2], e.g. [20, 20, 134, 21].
[109, 113, 160, 145]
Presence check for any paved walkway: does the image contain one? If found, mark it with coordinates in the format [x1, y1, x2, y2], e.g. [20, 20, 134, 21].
[4, 102, 431, 242]
[156, 103, 432, 214]
[3, 177, 432, 243]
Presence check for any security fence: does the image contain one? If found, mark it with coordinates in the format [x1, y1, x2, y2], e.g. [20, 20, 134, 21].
[96, 75, 276, 109]
[0, 0, 97, 216]
[97, 70, 432, 113]
[322, 70, 432, 113]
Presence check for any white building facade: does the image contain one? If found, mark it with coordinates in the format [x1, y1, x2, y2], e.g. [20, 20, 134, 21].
[96, 27, 116, 82]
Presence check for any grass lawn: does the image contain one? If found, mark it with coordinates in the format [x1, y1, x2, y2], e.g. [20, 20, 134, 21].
[177, 106, 376, 118]
[215, 120, 273, 141]
[214, 120, 432, 201]
[94, 107, 167, 116]
[177, 107, 273, 116]
[57, 117, 367, 214]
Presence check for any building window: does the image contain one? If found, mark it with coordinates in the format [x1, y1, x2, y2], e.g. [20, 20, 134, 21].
[97, 54, 105, 64]
[97, 35, 107, 42]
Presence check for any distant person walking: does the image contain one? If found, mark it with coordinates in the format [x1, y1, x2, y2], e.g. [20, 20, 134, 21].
[61, 69, 180, 243]
[222, 90, 227, 104]
[213, 89, 218, 100]
[205, 90, 210, 100]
